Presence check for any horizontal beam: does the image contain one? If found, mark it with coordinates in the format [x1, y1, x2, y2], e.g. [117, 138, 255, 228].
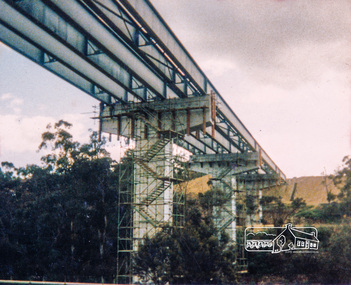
[0, 0, 286, 181]
[120, 0, 207, 92]
[114, 0, 286, 180]
[236, 174, 281, 182]
[47, 0, 168, 100]
[190, 153, 259, 164]
[102, 95, 212, 115]
[0, 1, 122, 104]
[78, 0, 192, 99]
[99, 96, 251, 156]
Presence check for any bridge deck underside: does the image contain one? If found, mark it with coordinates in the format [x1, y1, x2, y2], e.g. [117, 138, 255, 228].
[0, 0, 285, 181]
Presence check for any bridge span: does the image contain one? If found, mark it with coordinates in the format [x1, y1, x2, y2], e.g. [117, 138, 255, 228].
[0, 0, 286, 282]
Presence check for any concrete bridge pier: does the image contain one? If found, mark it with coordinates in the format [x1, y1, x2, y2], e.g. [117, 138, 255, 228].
[100, 95, 214, 283]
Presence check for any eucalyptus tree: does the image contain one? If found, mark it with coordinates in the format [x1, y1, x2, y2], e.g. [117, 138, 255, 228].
[0, 121, 119, 282]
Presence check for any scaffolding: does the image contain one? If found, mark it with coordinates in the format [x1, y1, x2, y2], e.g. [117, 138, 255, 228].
[99, 95, 282, 282]
[187, 156, 243, 274]
[116, 156, 134, 284]
[187, 152, 272, 274]
[234, 177, 261, 273]
[115, 104, 186, 284]
[211, 165, 250, 274]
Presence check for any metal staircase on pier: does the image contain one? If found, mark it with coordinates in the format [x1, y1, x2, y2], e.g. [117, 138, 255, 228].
[211, 166, 233, 181]
[141, 180, 171, 205]
[207, 161, 249, 274]
[218, 207, 237, 232]
[135, 112, 161, 133]
[115, 100, 187, 284]
[134, 206, 158, 228]
[133, 178, 173, 229]
[134, 158, 161, 179]
[142, 137, 172, 162]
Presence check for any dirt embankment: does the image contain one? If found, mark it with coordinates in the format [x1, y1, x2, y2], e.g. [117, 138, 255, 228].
[178, 174, 341, 207]
[263, 176, 340, 206]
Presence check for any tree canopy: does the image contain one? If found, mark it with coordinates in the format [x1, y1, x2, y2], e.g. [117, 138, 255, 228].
[1, 121, 351, 284]
[134, 193, 238, 284]
[0, 121, 119, 282]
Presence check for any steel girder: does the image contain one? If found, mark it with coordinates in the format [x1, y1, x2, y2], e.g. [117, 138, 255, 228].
[0, 0, 286, 181]
[113, 0, 285, 180]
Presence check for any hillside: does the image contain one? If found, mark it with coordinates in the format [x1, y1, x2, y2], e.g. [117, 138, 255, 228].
[179, 175, 341, 206]
[263, 176, 340, 206]
[177, 174, 212, 196]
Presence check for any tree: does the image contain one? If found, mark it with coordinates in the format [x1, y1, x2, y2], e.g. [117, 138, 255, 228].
[0, 121, 119, 282]
[296, 202, 344, 223]
[260, 195, 306, 226]
[0, 163, 22, 279]
[332, 155, 351, 217]
[134, 191, 237, 284]
[317, 223, 351, 283]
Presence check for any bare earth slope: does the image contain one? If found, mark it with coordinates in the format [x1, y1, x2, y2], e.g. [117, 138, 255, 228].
[263, 176, 340, 206]
[178, 174, 340, 206]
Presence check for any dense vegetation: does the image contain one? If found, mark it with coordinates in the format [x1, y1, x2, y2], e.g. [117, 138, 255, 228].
[247, 223, 351, 284]
[0, 121, 238, 283]
[134, 193, 237, 284]
[1, 121, 351, 283]
[0, 121, 119, 282]
[247, 155, 351, 284]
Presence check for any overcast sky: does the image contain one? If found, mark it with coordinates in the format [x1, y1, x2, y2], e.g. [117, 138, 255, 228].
[0, 0, 350, 178]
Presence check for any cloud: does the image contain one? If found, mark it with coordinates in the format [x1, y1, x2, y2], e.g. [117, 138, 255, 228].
[0, 113, 98, 167]
[0, 1, 349, 177]
[252, 40, 351, 88]
[236, 73, 351, 177]
[1, 93, 13, 100]
[0, 43, 6, 55]
[1, 93, 24, 114]
[0, 115, 59, 153]
[151, 0, 351, 87]
[200, 57, 240, 78]
[10, 98, 24, 106]
[60, 113, 94, 144]
[150, 0, 351, 177]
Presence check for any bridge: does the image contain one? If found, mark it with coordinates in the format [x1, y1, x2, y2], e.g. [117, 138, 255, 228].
[0, 0, 286, 283]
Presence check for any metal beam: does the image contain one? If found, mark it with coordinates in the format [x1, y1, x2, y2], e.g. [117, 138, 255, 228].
[0, 1, 121, 104]
[47, 0, 167, 100]
[77, 0, 192, 99]
[0, 0, 286, 181]
[190, 153, 259, 164]
[116, 0, 286, 180]
[0, 0, 166, 103]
